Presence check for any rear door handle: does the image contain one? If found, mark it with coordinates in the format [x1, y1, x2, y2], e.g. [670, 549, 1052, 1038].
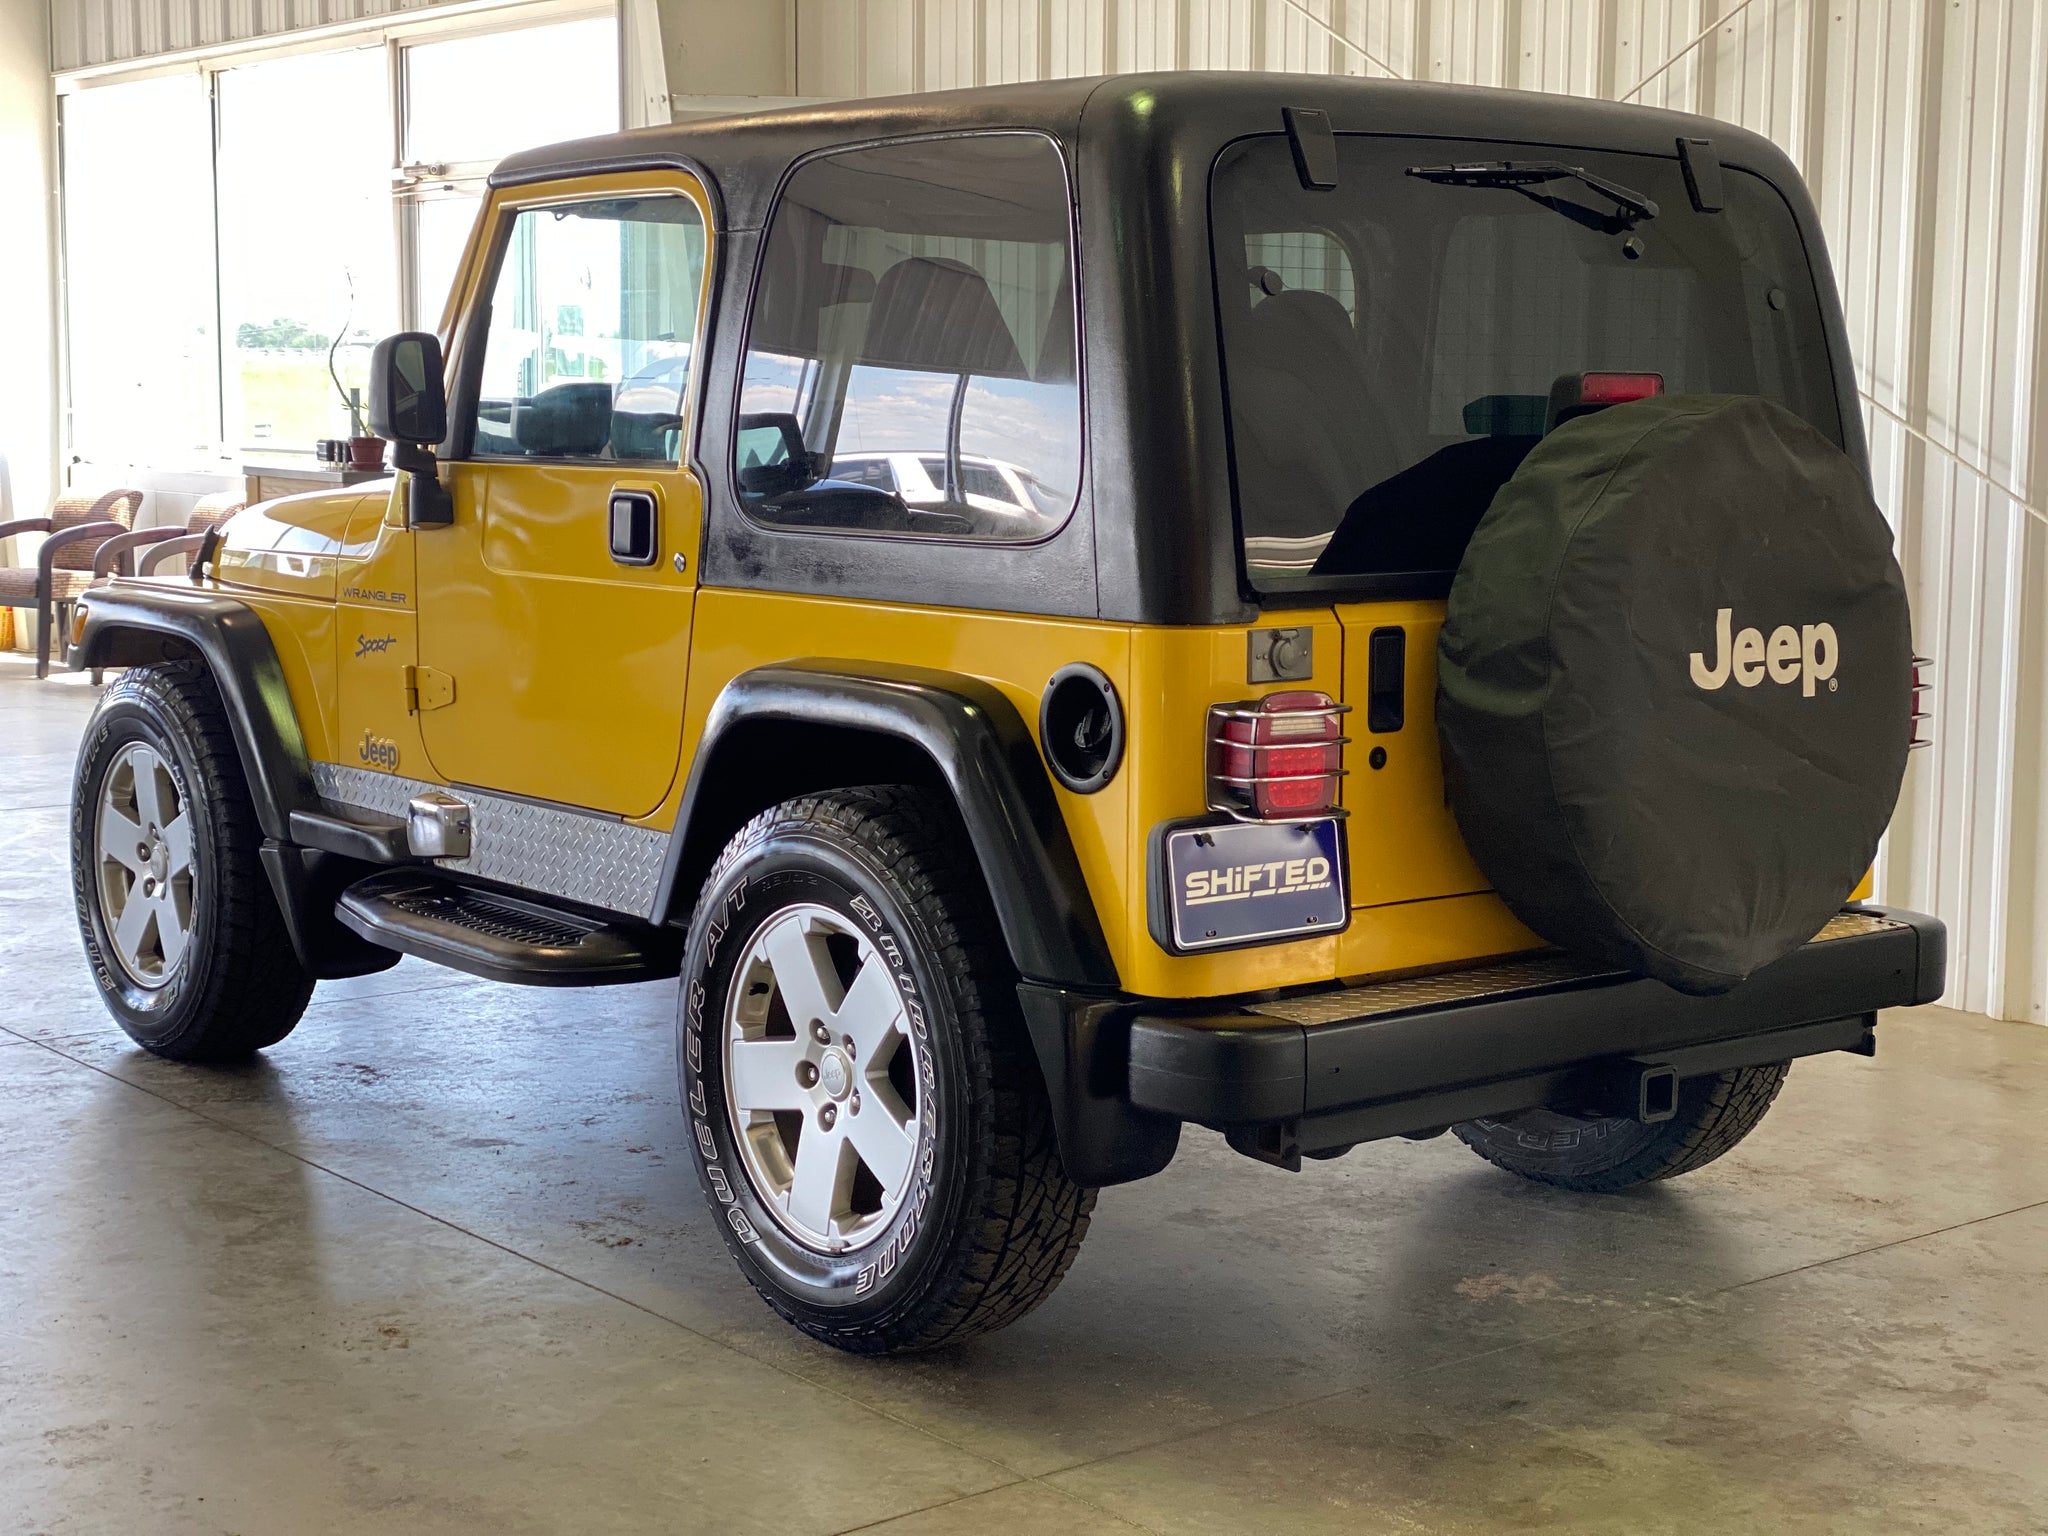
[1367, 626, 1405, 733]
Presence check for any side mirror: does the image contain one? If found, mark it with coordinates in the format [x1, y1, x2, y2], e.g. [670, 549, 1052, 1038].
[367, 332, 453, 527]
[734, 411, 820, 498]
[368, 332, 447, 445]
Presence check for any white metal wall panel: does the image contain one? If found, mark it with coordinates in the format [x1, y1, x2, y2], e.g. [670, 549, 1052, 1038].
[788, 0, 2048, 1021]
[52, 0, 439, 69]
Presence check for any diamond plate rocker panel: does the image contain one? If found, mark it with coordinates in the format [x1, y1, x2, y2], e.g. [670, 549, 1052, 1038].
[311, 763, 669, 918]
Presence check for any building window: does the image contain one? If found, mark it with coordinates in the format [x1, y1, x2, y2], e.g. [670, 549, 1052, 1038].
[59, 12, 620, 470]
[215, 47, 395, 450]
[60, 74, 217, 465]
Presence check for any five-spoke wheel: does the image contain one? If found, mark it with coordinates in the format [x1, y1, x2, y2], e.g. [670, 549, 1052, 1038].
[680, 786, 1095, 1353]
[72, 662, 312, 1059]
[92, 741, 197, 988]
[723, 903, 926, 1252]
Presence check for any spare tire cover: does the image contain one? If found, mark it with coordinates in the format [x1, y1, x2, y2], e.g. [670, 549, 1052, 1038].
[1437, 393, 1911, 995]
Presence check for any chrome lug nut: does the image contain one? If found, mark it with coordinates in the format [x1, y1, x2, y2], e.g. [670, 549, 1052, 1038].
[819, 1103, 837, 1131]
[841, 1034, 856, 1059]
[811, 1022, 832, 1045]
[849, 1090, 861, 1115]
[797, 1061, 819, 1089]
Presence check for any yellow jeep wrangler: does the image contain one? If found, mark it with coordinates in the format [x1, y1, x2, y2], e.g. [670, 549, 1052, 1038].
[69, 74, 1942, 1354]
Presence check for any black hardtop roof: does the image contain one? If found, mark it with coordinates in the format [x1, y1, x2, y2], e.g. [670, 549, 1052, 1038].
[490, 71, 1794, 231]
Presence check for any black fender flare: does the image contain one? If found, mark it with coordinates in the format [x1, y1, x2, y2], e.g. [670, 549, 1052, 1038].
[71, 585, 396, 980]
[659, 662, 1180, 1184]
[657, 660, 1119, 993]
[73, 583, 318, 841]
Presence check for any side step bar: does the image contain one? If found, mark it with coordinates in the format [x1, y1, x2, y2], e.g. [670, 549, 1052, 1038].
[335, 869, 680, 987]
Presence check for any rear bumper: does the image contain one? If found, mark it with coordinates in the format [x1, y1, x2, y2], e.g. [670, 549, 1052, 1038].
[1131, 904, 1943, 1150]
[1022, 905, 1944, 1185]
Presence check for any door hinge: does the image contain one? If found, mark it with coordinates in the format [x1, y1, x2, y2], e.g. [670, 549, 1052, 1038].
[403, 664, 456, 713]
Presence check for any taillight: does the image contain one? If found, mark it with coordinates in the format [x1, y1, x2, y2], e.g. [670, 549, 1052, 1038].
[1909, 654, 1935, 749]
[1207, 691, 1350, 821]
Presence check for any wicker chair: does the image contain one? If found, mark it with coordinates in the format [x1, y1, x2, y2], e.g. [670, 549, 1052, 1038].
[93, 491, 245, 581]
[0, 489, 143, 677]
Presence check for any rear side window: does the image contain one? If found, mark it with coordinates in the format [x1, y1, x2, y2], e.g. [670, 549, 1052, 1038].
[735, 133, 1081, 542]
[1211, 135, 1840, 596]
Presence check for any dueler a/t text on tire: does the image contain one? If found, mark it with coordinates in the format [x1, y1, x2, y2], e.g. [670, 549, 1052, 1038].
[71, 662, 314, 1060]
[678, 786, 1094, 1354]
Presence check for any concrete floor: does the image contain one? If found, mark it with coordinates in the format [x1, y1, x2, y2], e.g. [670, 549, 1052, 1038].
[1, 656, 2045, 1536]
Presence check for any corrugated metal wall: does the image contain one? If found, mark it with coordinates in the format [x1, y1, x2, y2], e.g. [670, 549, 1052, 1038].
[52, 0, 449, 68]
[795, 0, 2048, 1024]
[49, 0, 2048, 1020]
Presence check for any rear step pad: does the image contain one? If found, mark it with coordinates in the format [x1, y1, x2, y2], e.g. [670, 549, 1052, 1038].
[1245, 910, 1905, 1027]
[335, 870, 679, 987]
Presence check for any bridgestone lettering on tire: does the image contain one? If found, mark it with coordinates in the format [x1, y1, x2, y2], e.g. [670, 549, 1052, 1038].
[678, 786, 1094, 1354]
[71, 662, 313, 1061]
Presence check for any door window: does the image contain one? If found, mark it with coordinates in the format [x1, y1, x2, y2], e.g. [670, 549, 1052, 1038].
[468, 194, 706, 463]
[735, 133, 1082, 542]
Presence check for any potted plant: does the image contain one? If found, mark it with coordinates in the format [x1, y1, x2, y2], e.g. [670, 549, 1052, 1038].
[328, 276, 387, 472]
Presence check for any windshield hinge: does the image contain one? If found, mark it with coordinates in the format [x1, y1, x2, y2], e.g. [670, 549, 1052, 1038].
[403, 664, 456, 713]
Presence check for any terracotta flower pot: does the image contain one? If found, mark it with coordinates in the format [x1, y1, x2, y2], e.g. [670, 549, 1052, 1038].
[349, 436, 387, 472]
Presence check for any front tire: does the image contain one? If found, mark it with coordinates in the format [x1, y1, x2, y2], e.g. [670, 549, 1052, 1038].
[679, 786, 1094, 1354]
[1453, 1063, 1790, 1192]
[70, 662, 313, 1060]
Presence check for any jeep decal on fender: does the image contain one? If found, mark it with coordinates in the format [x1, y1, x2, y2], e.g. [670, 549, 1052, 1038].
[1689, 607, 1839, 696]
[356, 730, 400, 771]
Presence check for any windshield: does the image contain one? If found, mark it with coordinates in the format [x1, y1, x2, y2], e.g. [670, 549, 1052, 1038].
[1211, 134, 1842, 597]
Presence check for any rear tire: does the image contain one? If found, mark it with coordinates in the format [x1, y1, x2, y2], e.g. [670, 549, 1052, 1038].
[679, 786, 1094, 1354]
[1452, 1063, 1789, 1192]
[71, 662, 314, 1061]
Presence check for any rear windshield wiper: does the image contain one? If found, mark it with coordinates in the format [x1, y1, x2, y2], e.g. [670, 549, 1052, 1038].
[1406, 160, 1660, 231]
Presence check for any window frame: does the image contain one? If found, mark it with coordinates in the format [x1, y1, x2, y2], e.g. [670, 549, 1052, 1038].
[445, 171, 719, 472]
[729, 127, 1087, 547]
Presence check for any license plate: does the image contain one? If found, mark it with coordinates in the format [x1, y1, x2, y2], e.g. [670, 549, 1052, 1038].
[1163, 818, 1348, 952]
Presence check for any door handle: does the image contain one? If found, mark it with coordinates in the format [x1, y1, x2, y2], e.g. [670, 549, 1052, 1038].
[608, 490, 659, 566]
[1367, 626, 1405, 733]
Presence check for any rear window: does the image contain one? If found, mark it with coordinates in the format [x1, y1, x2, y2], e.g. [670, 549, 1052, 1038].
[1211, 135, 1841, 596]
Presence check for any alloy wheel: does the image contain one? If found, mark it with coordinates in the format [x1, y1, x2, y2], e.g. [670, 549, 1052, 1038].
[721, 902, 926, 1253]
[93, 742, 196, 988]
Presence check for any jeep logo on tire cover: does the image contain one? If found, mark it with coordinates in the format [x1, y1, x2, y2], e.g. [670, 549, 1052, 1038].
[1689, 607, 1839, 696]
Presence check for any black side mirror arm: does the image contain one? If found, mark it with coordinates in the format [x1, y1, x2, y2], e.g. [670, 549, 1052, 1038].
[392, 441, 453, 527]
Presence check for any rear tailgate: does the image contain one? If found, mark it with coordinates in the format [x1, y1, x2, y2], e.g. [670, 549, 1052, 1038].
[1335, 598, 1489, 908]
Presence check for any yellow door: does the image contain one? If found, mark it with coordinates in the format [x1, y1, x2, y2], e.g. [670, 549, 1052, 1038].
[416, 174, 713, 818]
